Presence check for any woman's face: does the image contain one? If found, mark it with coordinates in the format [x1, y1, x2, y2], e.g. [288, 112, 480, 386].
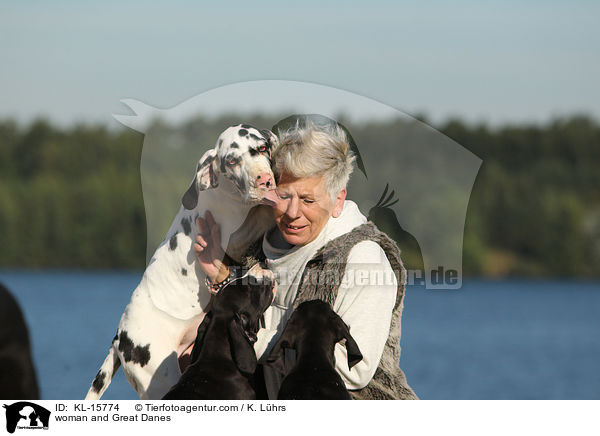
[273, 172, 346, 246]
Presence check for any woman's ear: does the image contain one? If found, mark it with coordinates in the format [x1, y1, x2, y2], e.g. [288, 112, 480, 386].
[332, 189, 347, 218]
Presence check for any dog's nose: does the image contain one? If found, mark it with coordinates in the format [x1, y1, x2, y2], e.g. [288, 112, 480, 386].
[256, 173, 274, 189]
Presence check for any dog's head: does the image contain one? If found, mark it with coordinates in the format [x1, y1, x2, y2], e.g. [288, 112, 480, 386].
[197, 264, 275, 375]
[214, 264, 276, 341]
[267, 299, 363, 375]
[182, 124, 279, 210]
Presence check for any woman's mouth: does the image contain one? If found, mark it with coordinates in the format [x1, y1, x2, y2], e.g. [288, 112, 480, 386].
[283, 223, 307, 233]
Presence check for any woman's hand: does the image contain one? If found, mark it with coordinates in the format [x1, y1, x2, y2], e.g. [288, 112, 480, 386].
[193, 211, 230, 283]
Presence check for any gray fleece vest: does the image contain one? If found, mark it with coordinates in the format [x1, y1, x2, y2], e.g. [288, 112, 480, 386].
[243, 222, 418, 400]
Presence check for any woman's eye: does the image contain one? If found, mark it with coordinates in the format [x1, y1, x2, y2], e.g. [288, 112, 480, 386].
[303, 199, 315, 204]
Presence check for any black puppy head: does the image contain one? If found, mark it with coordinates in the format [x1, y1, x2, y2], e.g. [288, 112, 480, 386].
[212, 264, 275, 320]
[212, 264, 276, 374]
[267, 299, 363, 375]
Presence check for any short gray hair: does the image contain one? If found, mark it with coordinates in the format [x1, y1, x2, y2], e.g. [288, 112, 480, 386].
[273, 121, 355, 203]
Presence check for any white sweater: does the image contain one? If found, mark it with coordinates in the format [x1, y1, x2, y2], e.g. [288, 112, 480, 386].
[254, 200, 398, 399]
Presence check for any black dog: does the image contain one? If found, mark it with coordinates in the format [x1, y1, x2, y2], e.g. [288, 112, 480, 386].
[163, 265, 275, 400]
[0, 283, 39, 400]
[267, 299, 363, 400]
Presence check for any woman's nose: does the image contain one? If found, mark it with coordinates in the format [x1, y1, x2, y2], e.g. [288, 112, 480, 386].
[285, 196, 299, 218]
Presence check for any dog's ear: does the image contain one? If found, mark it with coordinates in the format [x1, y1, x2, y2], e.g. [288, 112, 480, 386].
[335, 317, 363, 370]
[189, 311, 212, 364]
[182, 148, 219, 209]
[260, 129, 279, 154]
[265, 337, 288, 375]
[266, 319, 297, 375]
[227, 316, 258, 376]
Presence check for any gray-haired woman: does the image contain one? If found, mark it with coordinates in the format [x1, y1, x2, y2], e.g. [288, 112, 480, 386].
[194, 120, 417, 400]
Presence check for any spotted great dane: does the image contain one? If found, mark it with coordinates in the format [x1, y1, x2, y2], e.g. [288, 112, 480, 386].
[85, 124, 279, 400]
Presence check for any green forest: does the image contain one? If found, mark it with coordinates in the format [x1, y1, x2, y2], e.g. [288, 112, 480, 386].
[0, 114, 599, 277]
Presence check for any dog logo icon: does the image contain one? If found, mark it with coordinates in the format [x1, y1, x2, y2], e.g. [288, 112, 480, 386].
[2, 402, 50, 433]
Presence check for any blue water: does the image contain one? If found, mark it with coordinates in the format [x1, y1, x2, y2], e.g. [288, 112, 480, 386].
[1, 270, 599, 399]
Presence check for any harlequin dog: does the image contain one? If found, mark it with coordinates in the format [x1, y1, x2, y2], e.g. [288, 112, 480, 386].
[85, 124, 279, 400]
[163, 264, 275, 400]
[267, 300, 363, 400]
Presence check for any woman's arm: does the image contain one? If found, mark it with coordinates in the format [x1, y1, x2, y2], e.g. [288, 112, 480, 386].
[332, 240, 398, 389]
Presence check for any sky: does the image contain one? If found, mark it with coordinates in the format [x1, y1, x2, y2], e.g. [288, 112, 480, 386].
[1, 0, 599, 127]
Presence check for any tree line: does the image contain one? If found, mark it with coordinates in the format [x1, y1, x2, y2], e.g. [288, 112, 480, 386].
[0, 114, 598, 277]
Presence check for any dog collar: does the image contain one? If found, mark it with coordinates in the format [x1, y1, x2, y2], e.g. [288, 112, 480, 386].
[205, 267, 254, 295]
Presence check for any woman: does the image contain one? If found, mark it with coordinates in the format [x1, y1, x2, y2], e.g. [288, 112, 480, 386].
[194, 119, 417, 400]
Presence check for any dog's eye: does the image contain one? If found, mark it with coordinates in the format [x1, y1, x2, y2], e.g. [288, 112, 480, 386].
[257, 145, 267, 153]
[239, 313, 252, 329]
[227, 158, 239, 166]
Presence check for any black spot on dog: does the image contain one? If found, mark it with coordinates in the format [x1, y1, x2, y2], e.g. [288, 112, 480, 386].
[181, 268, 187, 276]
[169, 233, 178, 251]
[118, 331, 151, 367]
[249, 148, 259, 156]
[112, 357, 120, 376]
[219, 139, 223, 146]
[230, 141, 239, 149]
[237, 176, 247, 193]
[249, 133, 261, 141]
[198, 155, 214, 172]
[241, 124, 253, 129]
[220, 159, 226, 174]
[238, 129, 248, 137]
[91, 370, 106, 393]
[181, 217, 191, 235]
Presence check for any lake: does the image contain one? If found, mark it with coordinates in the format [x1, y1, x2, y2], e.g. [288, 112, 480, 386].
[1, 270, 599, 399]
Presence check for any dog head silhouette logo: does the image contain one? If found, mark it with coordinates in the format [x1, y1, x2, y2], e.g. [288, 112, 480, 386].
[115, 81, 482, 290]
[2, 402, 50, 433]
